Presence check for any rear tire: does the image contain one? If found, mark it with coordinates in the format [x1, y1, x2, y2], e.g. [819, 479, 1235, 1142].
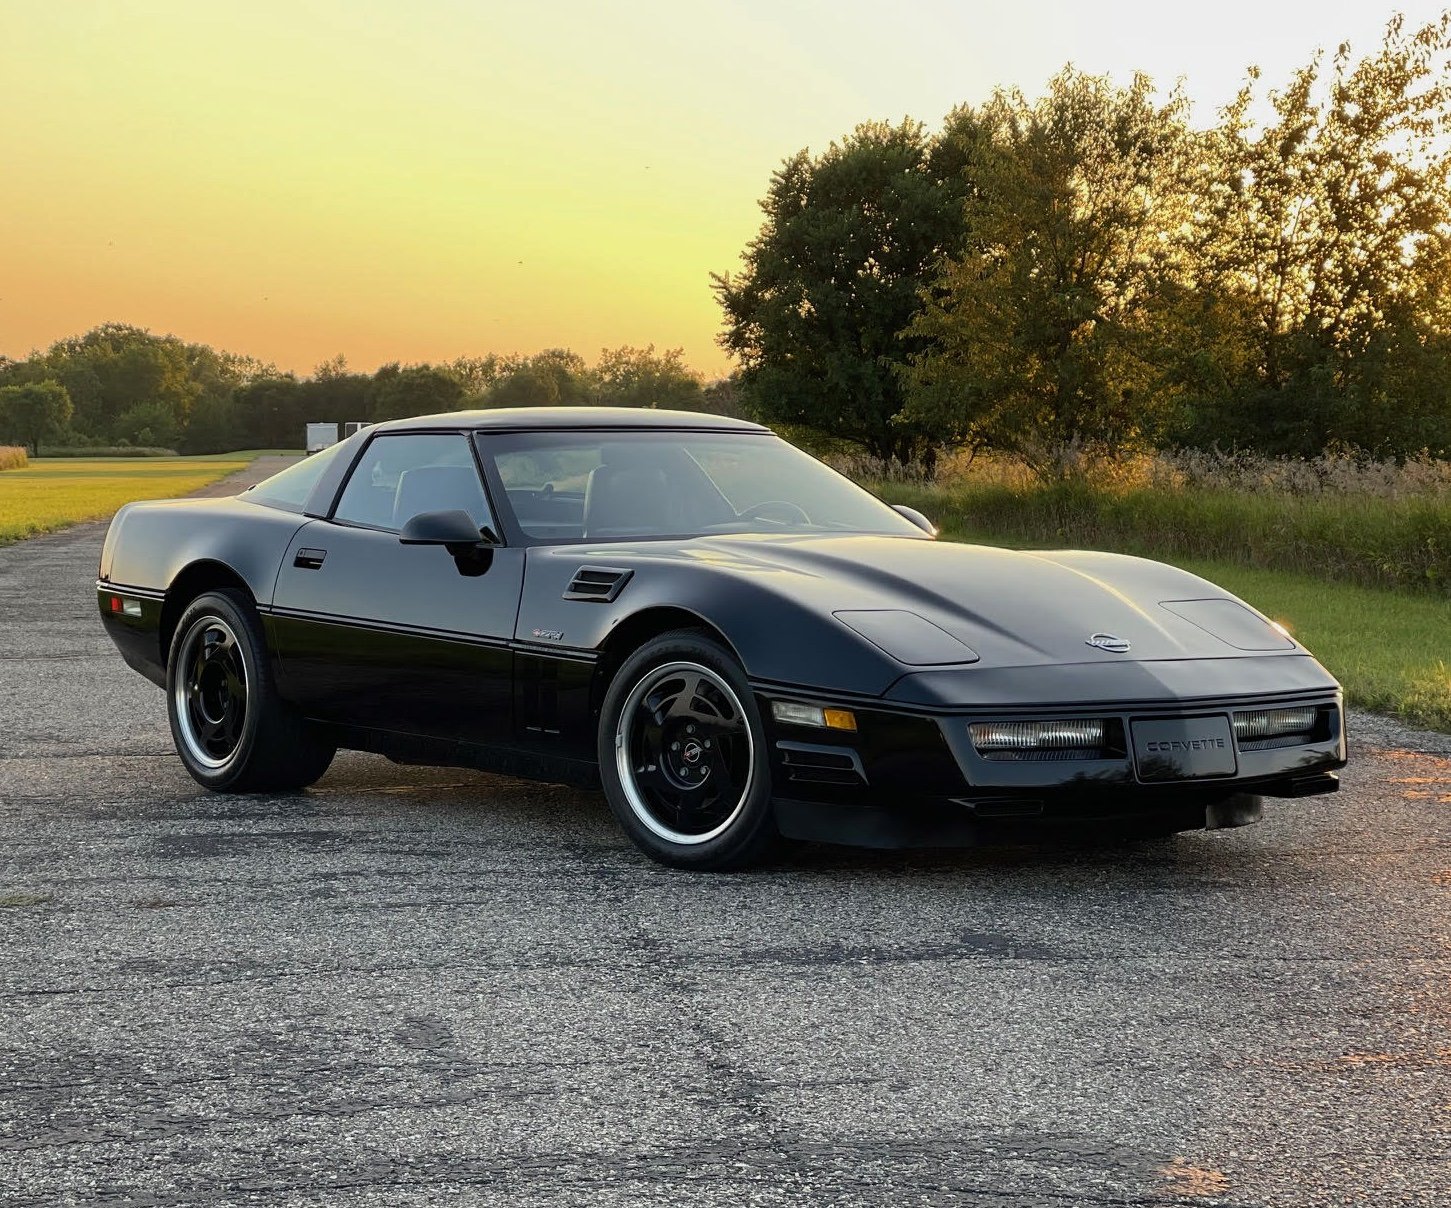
[599, 630, 776, 870]
[166, 589, 335, 792]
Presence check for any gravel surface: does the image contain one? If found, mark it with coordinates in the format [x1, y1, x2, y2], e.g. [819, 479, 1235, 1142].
[1, 466, 1448, 1206]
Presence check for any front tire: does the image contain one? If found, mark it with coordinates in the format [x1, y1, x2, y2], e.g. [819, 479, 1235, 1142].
[166, 589, 335, 792]
[599, 630, 776, 870]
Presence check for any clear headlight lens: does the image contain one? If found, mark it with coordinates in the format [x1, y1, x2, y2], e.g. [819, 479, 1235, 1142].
[1233, 707, 1317, 741]
[970, 719, 1106, 753]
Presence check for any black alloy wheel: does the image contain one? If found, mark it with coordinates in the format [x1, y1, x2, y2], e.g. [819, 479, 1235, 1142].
[599, 630, 776, 869]
[173, 614, 248, 769]
[166, 589, 335, 792]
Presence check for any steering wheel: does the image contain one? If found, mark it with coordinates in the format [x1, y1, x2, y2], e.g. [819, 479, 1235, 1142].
[739, 499, 811, 525]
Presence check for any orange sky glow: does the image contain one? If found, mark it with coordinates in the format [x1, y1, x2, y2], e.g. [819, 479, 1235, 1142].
[3, 0, 1445, 380]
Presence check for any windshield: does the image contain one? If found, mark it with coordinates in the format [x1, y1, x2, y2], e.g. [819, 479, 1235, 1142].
[480, 430, 924, 542]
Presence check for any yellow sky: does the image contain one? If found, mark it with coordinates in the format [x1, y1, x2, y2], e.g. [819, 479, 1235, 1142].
[3, 0, 1444, 379]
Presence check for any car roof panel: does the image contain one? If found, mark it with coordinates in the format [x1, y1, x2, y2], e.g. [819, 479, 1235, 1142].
[374, 407, 768, 434]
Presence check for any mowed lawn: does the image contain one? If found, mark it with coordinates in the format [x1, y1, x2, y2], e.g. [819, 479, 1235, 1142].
[0, 456, 255, 544]
[1175, 559, 1451, 733]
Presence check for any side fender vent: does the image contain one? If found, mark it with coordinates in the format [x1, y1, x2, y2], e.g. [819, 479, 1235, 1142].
[778, 741, 868, 787]
[564, 566, 634, 603]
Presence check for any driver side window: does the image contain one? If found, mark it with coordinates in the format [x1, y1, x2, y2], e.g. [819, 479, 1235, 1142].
[333, 434, 494, 533]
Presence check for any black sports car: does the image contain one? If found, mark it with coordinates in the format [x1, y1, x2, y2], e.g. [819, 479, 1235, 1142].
[98, 408, 1346, 868]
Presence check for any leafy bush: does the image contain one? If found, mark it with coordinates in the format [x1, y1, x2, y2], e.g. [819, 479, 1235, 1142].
[38, 446, 178, 458]
[0, 446, 28, 471]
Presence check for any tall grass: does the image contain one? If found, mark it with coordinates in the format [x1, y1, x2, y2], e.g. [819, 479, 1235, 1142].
[0, 447, 28, 471]
[849, 448, 1451, 596]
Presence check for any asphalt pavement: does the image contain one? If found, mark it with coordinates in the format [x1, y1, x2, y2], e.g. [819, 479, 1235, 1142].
[1, 464, 1449, 1206]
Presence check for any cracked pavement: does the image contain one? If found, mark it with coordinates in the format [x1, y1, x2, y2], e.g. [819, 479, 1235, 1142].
[2, 467, 1449, 1206]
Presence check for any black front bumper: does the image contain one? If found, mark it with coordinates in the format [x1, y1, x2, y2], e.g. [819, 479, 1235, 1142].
[758, 686, 1346, 848]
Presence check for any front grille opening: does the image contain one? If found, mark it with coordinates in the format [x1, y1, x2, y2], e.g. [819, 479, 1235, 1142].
[777, 742, 867, 786]
[969, 718, 1124, 762]
[1233, 706, 1325, 751]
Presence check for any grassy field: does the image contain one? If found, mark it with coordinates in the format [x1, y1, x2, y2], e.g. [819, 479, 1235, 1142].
[878, 491, 1451, 732]
[0, 454, 258, 545]
[877, 478, 1451, 595]
[1176, 560, 1451, 732]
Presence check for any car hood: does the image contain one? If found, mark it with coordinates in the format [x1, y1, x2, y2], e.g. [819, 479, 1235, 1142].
[590, 533, 1296, 669]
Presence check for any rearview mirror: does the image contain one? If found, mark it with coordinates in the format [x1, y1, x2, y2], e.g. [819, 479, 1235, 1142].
[891, 504, 938, 537]
[398, 510, 499, 547]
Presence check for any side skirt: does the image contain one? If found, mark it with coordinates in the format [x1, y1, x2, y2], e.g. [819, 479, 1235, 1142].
[314, 722, 602, 790]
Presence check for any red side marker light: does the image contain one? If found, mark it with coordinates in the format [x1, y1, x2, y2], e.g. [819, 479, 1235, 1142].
[110, 596, 123, 613]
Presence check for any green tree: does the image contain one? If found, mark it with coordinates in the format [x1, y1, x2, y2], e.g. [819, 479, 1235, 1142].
[232, 376, 306, 449]
[1186, 14, 1451, 454]
[702, 375, 746, 418]
[485, 349, 592, 407]
[713, 120, 971, 461]
[903, 70, 1196, 477]
[114, 400, 181, 449]
[591, 345, 704, 410]
[367, 364, 465, 421]
[449, 355, 502, 396]
[182, 392, 243, 454]
[0, 381, 74, 454]
[41, 324, 201, 440]
[299, 371, 370, 438]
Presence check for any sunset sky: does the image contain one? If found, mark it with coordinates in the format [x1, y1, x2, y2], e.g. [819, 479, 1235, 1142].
[4, 0, 1445, 379]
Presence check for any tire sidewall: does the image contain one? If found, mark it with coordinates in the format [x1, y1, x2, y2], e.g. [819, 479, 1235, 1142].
[166, 590, 265, 790]
[599, 631, 774, 869]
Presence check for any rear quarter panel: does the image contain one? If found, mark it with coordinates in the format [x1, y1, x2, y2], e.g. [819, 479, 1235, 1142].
[102, 496, 309, 604]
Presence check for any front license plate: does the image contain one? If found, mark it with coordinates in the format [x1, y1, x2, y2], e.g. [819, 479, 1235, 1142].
[1131, 715, 1237, 782]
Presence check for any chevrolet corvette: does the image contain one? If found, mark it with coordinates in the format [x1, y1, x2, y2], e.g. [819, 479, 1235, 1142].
[98, 408, 1346, 868]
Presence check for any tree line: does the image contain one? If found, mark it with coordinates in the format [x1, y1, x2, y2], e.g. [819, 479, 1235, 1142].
[714, 13, 1451, 472]
[0, 329, 722, 454]
[4, 16, 1447, 469]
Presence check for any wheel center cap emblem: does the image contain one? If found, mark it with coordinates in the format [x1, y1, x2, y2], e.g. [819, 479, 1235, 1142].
[682, 741, 703, 764]
[1085, 632, 1131, 653]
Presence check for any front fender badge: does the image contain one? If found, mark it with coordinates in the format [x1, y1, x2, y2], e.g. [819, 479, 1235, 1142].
[1085, 632, 1131, 653]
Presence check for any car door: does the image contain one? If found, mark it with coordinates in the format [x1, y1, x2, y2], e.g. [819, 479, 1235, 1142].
[269, 431, 523, 746]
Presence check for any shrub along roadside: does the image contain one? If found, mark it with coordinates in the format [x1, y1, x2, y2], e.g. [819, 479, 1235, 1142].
[876, 480, 1451, 595]
[38, 446, 178, 458]
[0, 447, 27, 471]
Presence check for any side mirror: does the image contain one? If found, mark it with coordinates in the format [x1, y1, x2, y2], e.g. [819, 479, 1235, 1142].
[398, 510, 499, 548]
[891, 503, 937, 537]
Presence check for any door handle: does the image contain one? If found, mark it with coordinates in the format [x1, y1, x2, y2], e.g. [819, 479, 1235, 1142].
[294, 548, 327, 570]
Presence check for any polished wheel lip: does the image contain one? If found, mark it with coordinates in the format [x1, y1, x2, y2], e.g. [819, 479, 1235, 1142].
[172, 614, 248, 771]
[615, 659, 755, 846]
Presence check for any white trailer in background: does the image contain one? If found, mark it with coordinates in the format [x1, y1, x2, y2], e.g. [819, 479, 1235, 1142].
[305, 422, 339, 454]
[343, 421, 371, 438]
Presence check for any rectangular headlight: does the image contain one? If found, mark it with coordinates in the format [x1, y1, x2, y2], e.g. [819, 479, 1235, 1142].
[970, 719, 1106, 753]
[1233, 707, 1317, 742]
